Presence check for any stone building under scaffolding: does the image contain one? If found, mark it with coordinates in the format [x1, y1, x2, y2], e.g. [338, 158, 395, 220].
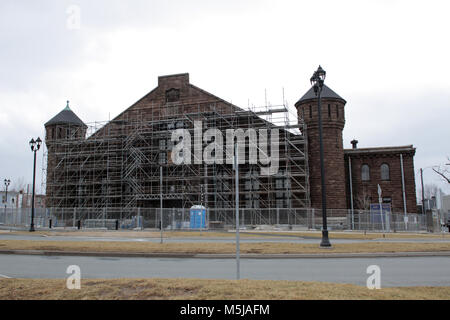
[44, 72, 418, 219]
[44, 73, 309, 216]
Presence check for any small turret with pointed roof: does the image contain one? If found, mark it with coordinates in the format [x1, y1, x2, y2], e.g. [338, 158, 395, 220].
[45, 101, 87, 143]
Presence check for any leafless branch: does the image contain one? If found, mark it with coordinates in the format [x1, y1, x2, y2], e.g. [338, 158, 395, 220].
[433, 168, 450, 184]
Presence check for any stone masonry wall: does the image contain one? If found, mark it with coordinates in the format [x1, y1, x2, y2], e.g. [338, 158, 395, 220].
[297, 98, 348, 209]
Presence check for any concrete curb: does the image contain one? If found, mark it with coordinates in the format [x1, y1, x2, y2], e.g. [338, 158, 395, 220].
[0, 249, 450, 259]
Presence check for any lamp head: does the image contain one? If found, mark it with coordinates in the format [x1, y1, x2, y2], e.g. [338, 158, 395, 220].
[317, 65, 326, 81]
[29, 138, 36, 151]
[36, 137, 42, 150]
[310, 65, 326, 96]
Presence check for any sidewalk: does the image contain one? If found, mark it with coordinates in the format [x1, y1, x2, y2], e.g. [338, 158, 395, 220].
[1, 249, 449, 259]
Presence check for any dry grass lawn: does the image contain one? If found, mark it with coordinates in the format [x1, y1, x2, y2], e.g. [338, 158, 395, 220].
[0, 239, 449, 254]
[0, 278, 449, 300]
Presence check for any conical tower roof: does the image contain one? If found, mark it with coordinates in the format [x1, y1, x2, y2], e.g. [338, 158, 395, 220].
[45, 101, 87, 128]
[295, 84, 346, 105]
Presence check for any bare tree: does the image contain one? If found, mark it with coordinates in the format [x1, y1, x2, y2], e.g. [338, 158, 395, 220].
[355, 187, 372, 210]
[432, 157, 450, 184]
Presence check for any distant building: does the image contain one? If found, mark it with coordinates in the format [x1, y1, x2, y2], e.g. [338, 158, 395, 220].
[442, 195, 450, 215]
[1, 191, 19, 208]
[0, 190, 45, 209]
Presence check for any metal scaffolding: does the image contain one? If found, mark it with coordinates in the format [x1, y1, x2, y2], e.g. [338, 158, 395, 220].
[44, 95, 310, 221]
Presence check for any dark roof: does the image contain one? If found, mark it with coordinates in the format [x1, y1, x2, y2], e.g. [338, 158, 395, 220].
[295, 84, 346, 105]
[45, 103, 87, 127]
[344, 145, 415, 155]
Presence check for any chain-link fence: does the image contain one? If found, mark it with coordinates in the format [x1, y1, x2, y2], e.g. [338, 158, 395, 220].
[0, 207, 48, 228]
[0, 206, 444, 233]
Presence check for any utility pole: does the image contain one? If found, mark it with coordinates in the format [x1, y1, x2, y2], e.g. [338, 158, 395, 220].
[234, 142, 240, 280]
[378, 184, 385, 231]
[421, 168, 425, 215]
[160, 165, 163, 244]
[348, 158, 354, 230]
[400, 154, 408, 230]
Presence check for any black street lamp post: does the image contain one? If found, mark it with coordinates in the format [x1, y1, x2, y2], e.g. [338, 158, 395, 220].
[310, 65, 331, 248]
[29, 137, 42, 232]
[4, 179, 10, 214]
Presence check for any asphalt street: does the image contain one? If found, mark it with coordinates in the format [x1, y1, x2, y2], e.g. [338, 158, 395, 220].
[0, 254, 449, 287]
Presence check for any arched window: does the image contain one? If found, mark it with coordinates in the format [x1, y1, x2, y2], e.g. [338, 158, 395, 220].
[381, 163, 390, 181]
[165, 88, 180, 103]
[361, 164, 370, 181]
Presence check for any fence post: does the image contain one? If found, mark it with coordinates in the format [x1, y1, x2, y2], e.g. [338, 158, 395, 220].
[172, 208, 175, 231]
[358, 211, 361, 230]
[137, 207, 141, 230]
[350, 209, 354, 230]
[182, 208, 185, 228]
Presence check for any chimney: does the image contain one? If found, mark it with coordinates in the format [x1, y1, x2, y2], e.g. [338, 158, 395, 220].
[351, 139, 358, 149]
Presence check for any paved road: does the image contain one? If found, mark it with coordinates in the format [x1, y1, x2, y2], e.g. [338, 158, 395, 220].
[1, 254, 449, 287]
[1, 233, 449, 244]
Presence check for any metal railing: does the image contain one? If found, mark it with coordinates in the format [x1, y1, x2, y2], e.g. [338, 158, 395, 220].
[0, 207, 442, 233]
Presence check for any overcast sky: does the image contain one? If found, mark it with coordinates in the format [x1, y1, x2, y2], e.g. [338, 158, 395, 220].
[0, 0, 449, 198]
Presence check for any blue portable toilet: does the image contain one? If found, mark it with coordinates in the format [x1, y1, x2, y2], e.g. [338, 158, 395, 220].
[190, 205, 206, 229]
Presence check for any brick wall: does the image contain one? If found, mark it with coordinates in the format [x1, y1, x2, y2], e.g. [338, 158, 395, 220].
[296, 98, 348, 209]
[344, 148, 417, 213]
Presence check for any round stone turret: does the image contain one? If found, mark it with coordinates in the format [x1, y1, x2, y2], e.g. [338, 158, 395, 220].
[295, 84, 347, 209]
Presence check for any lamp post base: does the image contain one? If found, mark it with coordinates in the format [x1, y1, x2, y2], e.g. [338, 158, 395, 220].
[320, 230, 332, 248]
[29, 224, 35, 232]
